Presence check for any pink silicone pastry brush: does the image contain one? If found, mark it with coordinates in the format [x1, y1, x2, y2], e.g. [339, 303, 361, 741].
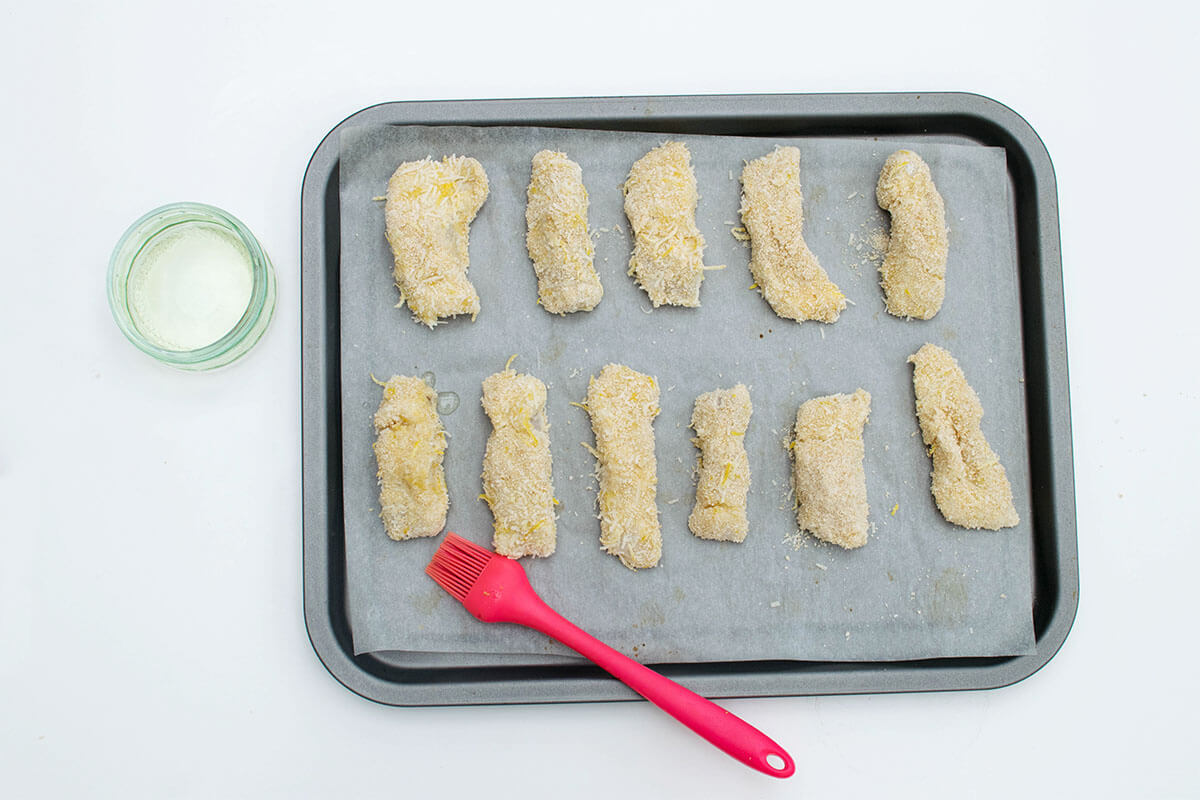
[425, 533, 795, 778]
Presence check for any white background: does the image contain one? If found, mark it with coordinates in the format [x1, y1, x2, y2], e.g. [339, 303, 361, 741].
[2, 1, 1197, 797]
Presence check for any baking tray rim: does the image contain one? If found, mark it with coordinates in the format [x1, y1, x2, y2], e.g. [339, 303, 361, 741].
[301, 91, 1078, 706]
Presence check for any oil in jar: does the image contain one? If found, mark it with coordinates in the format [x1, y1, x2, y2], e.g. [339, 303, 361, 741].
[127, 223, 253, 351]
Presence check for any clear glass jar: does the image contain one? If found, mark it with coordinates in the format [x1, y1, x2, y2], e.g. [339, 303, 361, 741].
[107, 202, 276, 371]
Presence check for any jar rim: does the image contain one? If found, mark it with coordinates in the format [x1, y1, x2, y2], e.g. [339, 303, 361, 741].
[107, 202, 276, 370]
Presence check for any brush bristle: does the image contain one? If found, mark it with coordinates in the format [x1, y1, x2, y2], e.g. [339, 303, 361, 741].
[425, 533, 496, 601]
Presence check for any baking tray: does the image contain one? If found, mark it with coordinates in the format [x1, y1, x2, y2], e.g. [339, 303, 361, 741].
[302, 93, 1078, 706]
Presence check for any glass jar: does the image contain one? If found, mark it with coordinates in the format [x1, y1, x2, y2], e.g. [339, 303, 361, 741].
[107, 202, 276, 371]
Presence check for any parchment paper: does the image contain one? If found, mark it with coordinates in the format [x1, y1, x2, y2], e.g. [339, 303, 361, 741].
[339, 124, 1035, 662]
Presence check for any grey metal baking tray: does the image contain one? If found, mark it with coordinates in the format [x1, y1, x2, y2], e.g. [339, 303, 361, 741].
[302, 93, 1077, 706]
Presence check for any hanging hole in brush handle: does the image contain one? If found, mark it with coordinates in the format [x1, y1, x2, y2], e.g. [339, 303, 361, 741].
[764, 751, 793, 776]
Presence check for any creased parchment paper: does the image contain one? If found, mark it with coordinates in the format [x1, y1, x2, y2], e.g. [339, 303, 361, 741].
[339, 124, 1035, 663]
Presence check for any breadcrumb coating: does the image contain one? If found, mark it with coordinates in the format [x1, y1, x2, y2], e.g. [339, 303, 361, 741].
[908, 344, 1018, 530]
[688, 385, 752, 542]
[385, 156, 489, 327]
[585, 364, 661, 570]
[480, 368, 557, 558]
[373, 375, 448, 540]
[877, 150, 948, 319]
[525, 150, 603, 314]
[791, 389, 872, 549]
[740, 147, 846, 323]
[622, 142, 713, 307]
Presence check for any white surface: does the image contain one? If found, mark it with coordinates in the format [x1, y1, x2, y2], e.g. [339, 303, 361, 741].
[2, 1, 1197, 796]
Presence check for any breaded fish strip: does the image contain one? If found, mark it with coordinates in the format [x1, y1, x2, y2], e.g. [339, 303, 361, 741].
[791, 389, 872, 549]
[480, 367, 557, 558]
[525, 150, 603, 314]
[908, 343, 1018, 530]
[877, 150, 948, 319]
[740, 147, 846, 323]
[688, 385, 752, 543]
[373, 375, 448, 540]
[622, 142, 714, 307]
[585, 364, 661, 569]
[385, 156, 489, 327]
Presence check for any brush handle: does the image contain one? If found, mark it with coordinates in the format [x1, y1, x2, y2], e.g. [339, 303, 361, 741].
[514, 593, 795, 778]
